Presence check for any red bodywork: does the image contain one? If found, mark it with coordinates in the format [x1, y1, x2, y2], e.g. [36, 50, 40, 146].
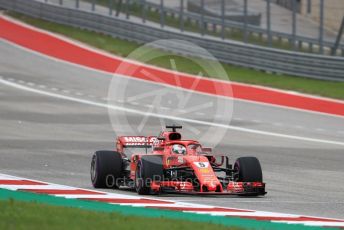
[115, 129, 266, 195]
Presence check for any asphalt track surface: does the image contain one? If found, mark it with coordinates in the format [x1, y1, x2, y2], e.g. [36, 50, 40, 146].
[1, 39, 344, 220]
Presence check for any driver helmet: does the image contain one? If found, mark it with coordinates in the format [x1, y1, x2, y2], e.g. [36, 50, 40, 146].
[171, 144, 186, 155]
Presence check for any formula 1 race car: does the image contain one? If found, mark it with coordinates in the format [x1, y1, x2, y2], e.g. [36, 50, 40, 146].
[90, 125, 266, 196]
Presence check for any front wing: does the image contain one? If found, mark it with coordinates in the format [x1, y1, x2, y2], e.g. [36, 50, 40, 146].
[151, 181, 266, 196]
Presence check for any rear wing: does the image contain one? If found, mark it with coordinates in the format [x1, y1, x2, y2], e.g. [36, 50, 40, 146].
[116, 136, 157, 152]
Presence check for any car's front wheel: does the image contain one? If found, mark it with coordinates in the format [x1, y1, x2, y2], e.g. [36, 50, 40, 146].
[233, 157, 262, 182]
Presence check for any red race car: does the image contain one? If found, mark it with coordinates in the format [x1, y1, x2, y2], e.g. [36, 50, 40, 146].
[90, 125, 266, 196]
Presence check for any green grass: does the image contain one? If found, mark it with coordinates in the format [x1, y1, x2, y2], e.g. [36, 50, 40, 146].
[0, 199, 239, 230]
[6, 11, 344, 100]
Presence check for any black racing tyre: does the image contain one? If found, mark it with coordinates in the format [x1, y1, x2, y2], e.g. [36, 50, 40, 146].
[234, 157, 263, 182]
[90, 150, 122, 188]
[135, 155, 163, 195]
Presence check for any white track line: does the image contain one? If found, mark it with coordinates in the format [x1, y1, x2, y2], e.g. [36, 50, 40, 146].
[1, 76, 344, 147]
[55, 194, 140, 199]
[0, 185, 73, 190]
[0, 174, 23, 180]
[187, 211, 299, 217]
[273, 221, 344, 227]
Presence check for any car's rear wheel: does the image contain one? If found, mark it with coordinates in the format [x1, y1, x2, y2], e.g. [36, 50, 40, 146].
[234, 157, 262, 182]
[90, 150, 122, 188]
[135, 155, 163, 195]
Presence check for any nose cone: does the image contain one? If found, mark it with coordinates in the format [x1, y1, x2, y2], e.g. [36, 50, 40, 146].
[200, 181, 223, 192]
[185, 156, 222, 192]
[203, 182, 218, 192]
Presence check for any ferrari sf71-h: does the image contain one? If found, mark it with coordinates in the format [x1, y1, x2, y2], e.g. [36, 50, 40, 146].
[90, 125, 266, 196]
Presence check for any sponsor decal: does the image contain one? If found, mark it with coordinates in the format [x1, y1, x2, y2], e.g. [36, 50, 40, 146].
[199, 168, 210, 173]
[122, 136, 157, 146]
[124, 136, 146, 142]
[125, 143, 146, 146]
[151, 137, 160, 146]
